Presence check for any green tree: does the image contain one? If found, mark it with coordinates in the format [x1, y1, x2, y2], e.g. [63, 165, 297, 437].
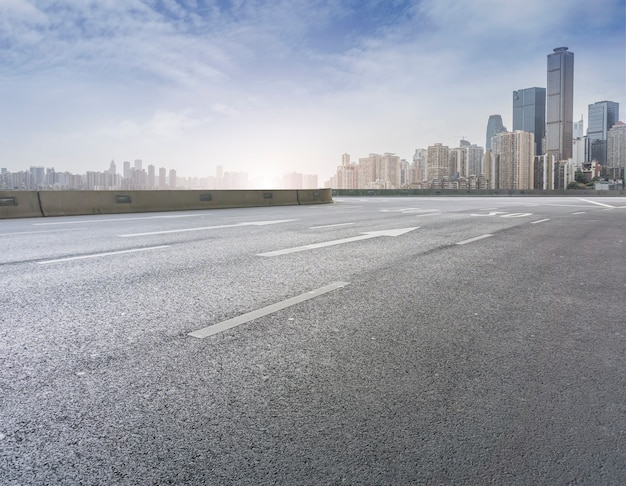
[575, 170, 586, 183]
[567, 181, 580, 190]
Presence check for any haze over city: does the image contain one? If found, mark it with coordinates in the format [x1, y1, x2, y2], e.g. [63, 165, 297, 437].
[1, 0, 624, 185]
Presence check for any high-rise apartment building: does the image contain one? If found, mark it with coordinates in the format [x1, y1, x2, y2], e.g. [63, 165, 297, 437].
[123, 161, 131, 179]
[159, 167, 167, 188]
[358, 154, 379, 189]
[449, 147, 466, 178]
[427, 143, 450, 184]
[546, 47, 574, 161]
[466, 144, 484, 177]
[586, 101, 619, 165]
[379, 153, 401, 188]
[607, 121, 626, 174]
[411, 149, 427, 184]
[491, 131, 534, 190]
[148, 164, 156, 188]
[335, 153, 358, 189]
[357, 153, 401, 189]
[513, 87, 546, 155]
[485, 115, 506, 150]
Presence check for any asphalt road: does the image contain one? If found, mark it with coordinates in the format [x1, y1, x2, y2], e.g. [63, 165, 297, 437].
[1, 196, 625, 485]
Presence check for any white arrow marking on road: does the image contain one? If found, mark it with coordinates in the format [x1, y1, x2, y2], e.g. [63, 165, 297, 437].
[257, 227, 419, 257]
[118, 220, 297, 237]
[470, 211, 532, 218]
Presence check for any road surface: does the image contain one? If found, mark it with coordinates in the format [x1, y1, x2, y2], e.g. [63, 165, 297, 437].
[1, 196, 625, 484]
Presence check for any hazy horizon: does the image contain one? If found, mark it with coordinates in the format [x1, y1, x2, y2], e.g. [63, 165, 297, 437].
[1, 0, 624, 184]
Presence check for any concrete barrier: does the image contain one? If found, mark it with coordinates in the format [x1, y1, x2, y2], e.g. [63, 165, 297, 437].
[39, 191, 131, 216]
[0, 191, 44, 219]
[28, 189, 321, 218]
[333, 188, 625, 197]
[297, 188, 332, 205]
[208, 190, 299, 209]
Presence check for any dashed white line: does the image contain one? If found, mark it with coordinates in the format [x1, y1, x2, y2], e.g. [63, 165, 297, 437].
[530, 218, 551, 224]
[258, 227, 418, 257]
[119, 220, 297, 237]
[310, 222, 355, 229]
[572, 211, 586, 215]
[189, 281, 350, 339]
[0, 228, 84, 237]
[456, 234, 493, 245]
[36, 245, 170, 265]
[34, 215, 205, 226]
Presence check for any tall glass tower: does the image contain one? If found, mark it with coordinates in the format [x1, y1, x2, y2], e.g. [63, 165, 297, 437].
[513, 87, 546, 155]
[546, 47, 574, 161]
[587, 100, 619, 165]
[485, 115, 506, 150]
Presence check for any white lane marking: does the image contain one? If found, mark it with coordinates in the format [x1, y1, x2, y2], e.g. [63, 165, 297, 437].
[0, 228, 84, 237]
[500, 213, 533, 218]
[189, 281, 350, 339]
[530, 218, 551, 224]
[34, 215, 206, 226]
[456, 234, 493, 245]
[310, 222, 356, 229]
[402, 209, 439, 214]
[471, 211, 532, 218]
[36, 246, 170, 265]
[380, 208, 419, 212]
[118, 220, 297, 237]
[257, 227, 419, 257]
[380, 208, 439, 214]
[471, 211, 508, 217]
[414, 212, 440, 217]
[572, 211, 586, 215]
[576, 198, 615, 209]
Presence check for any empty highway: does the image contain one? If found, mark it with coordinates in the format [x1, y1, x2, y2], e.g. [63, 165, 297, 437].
[1, 196, 625, 484]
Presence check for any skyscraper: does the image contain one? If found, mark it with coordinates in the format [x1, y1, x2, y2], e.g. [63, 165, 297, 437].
[485, 115, 506, 150]
[513, 87, 546, 155]
[546, 47, 574, 161]
[573, 116, 584, 138]
[586, 101, 619, 165]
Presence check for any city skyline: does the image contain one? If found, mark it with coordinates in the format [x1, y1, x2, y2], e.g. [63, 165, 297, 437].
[0, 161, 319, 191]
[0, 1, 624, 183]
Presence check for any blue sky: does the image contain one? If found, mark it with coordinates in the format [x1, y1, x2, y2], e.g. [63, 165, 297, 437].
[1, 0, 624, 185]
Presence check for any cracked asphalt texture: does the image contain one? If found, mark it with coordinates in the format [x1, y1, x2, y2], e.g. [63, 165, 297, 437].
[1, 196, 625, 484]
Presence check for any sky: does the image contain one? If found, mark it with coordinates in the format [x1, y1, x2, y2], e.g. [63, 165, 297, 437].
[1, 0, 624, 186]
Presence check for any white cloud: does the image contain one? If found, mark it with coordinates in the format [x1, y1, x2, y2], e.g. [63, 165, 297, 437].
[0, 0, 623, 182]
